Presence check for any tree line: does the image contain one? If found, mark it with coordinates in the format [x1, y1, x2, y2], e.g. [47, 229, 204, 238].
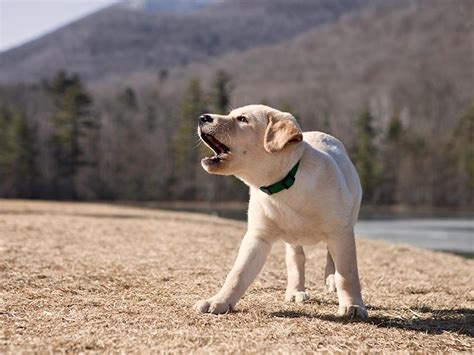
[0, 70, 472, 207]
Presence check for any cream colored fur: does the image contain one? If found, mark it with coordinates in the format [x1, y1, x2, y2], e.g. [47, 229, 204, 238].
[194, 105, 368, 319]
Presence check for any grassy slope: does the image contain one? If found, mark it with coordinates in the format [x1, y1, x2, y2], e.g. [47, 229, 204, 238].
[1, 200, 472, 352]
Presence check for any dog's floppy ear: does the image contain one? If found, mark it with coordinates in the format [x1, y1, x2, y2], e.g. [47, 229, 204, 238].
[264, 111, 303, 153]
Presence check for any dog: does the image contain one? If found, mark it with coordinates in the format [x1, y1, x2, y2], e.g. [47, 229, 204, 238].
[194, 104, 368, 320]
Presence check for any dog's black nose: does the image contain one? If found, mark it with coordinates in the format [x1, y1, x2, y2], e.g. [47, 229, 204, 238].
[199, 114, 213, 124]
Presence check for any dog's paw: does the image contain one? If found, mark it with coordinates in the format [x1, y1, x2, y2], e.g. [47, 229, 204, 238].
[194, 298, 233, 314]
[285, 290, 310, 303]
[336, 304, 368, 320]
[325, 274, 336, 293]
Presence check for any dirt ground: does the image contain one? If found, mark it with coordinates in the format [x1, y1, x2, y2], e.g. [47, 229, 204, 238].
[1, 200, 472, 352]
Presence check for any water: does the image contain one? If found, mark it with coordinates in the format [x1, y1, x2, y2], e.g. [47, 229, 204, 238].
[355, 218, 473, 253]
[157, 204, 473, 254]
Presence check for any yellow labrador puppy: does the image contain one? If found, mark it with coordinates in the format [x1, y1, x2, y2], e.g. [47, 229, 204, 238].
[194, 104, 367, 320]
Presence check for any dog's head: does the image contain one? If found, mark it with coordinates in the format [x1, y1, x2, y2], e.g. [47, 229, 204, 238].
[197, 104, 303, 176]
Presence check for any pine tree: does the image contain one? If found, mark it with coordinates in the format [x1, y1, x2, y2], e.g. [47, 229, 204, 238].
[173, 78, 207, 199]
[211, 70, 231, 113]
[380, 111, 404, 204]
[119, 86, 138, 111]
[354, 108, 377, 202]
[45, 70, 98, 199]
[12, 111, 38, 197]
[0, 105, 38, 197]
[451, 103, 474, 205]
[0, 106, 17, 186]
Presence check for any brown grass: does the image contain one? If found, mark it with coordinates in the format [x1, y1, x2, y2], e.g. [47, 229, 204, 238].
[1, 200, 472, 353]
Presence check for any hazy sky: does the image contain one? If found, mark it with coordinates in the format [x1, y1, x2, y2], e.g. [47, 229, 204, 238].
[0, 0, 120, 52]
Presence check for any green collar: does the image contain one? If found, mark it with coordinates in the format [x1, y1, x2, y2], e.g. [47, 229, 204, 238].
[260, 160, 300, 195]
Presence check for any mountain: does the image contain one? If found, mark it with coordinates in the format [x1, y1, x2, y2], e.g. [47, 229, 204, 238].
[0, 0, 387, 83]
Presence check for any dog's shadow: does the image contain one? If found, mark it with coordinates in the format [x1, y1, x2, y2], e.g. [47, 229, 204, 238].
[270, 303, 473, 337]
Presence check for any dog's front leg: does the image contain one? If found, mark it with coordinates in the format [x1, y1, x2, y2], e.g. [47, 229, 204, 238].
[194, 230, 272, 314]
[327, 232, 368, 320]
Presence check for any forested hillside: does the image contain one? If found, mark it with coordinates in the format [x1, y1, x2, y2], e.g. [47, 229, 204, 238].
[0, 0, 378, 83]
[0, 0, 472, 206]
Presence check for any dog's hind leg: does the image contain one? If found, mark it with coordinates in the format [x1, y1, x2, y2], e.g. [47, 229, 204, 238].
[285, 243, 310, 302]
[325, 249, 337, 292]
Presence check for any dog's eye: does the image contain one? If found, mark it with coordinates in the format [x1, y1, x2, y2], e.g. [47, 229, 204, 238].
[236, 116, 248, 123]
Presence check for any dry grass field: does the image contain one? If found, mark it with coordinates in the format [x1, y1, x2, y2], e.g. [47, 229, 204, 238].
[1, 200, 472, 352]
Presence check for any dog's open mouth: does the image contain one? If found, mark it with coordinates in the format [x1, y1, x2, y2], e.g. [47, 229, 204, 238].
[200, 132, 230, 164]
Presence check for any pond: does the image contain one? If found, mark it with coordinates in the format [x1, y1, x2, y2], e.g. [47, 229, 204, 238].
[153, 203, 473, 255]
[355, 218, 473, 254]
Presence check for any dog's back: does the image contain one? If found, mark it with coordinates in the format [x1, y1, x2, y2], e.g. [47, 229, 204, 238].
[303, 131, 362, 225]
